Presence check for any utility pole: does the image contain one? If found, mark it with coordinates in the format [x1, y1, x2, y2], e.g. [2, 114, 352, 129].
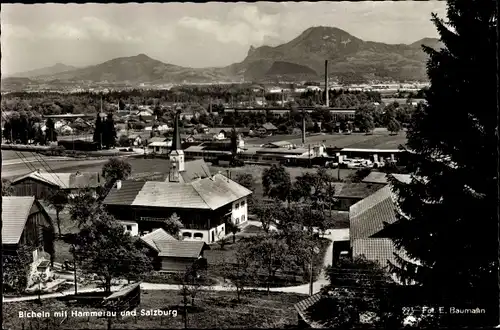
[310, 245, 319, 296]
[73, 251, 78, 295]
[309, 247, 314, 296]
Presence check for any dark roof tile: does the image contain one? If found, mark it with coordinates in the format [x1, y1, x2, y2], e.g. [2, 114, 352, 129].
[154, 240, 206, 258]
[2, 196, 36, 244]
[103, 181, 146, 205]
[349, 186, 397, 243]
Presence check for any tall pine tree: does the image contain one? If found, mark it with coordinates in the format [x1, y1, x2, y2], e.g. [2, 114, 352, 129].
[93, 114, 103, 148]
[103, 113, 117, 148]
[388, 0, 497, 326]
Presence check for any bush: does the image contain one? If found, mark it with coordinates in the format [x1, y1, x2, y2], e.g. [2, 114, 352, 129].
[118, 135, 130, 147]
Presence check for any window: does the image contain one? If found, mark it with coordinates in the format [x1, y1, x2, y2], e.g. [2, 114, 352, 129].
[183, 232, 192, 238]
[235, 217, 240, 224]
[125, 225, 132, 231]
[193, 233, 203, 240]
[241, 215, 246, 223]
[241, 200, 246, 207]
[234, 203, 239, 210]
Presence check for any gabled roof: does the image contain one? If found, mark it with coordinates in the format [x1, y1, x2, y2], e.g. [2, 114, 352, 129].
[362, 172, 412, 185]
[349, 186, 397, 244]
[103, 181, 146, 205]
[294, 293, 325, 328]
[148, 137, 168, 144]
[334, 183, 382, 199]
[179, 159, 211, 183]
[149, 141, 171, 147]
[264, 141, 292, 148]
[104, 173, 252, 211]
[361, 171, 389, 184]
[154, 240, 208, 258]
[353, 238, 401, 269]
[2, 196, 36, 244]
[260, 123, 278, 130]
[104, 282, 141, 301]
[11, 170, 102, 189]
[352, 238, 420, 283]
[141, 229, 177, 252]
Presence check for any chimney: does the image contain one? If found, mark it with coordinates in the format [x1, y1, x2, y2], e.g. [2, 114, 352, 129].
[325, 60, 329, 107]
[281, 90, 285, 105]
[116, 180, 122, 190]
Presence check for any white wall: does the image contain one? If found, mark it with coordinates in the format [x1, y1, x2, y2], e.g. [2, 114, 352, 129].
[231, 197, 248, 225]
[180, 229, 210, 244]
[120, 221, 139, 236]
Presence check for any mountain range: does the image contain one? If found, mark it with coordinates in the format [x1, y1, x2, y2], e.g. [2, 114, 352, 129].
[6, 26, 443, 84]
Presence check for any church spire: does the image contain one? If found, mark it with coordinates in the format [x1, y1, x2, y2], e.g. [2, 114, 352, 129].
[171, 112, 182, 152]
[169, 111, 184, 182]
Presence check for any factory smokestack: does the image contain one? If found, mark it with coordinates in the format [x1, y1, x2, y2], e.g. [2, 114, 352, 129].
[302, 109, 306, 144]
[325, 60, 329, 107]
[281, 89, 285, 106]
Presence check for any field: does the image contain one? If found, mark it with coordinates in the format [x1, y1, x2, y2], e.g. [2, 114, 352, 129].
[2, 290, 306, 329]
[246, 131, 407, 149]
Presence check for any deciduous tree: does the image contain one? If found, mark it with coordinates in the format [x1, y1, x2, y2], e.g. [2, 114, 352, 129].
[262, 164, 291, 202]
[71, 209, 152, 293]
[244, 234, 293, 293]
[101, 157, 132, 192]
[163, 213, 183, 238]
[2, 245, 33, 294]
[47, 189, 69, 237]
[305, 256, 400, 328]
[2, 178, 13, 196]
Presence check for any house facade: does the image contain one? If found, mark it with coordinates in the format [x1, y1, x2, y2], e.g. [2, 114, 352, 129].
[256, 123, 278, 135]
[2, 197, 54, 289]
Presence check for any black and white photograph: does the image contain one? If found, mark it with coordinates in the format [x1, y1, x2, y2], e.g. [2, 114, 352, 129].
[1, 1, 498, 329]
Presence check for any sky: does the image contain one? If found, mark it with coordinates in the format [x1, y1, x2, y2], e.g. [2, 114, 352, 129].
[1, 2, 447, 75]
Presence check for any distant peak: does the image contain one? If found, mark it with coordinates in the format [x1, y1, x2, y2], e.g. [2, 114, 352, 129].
[247, 46, 256, 56]
[136, 53, 149, 58]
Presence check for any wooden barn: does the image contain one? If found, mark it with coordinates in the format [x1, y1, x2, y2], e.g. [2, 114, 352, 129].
[140, 229, 210, 272]
[2, 196, 54, 288]
[10, 169, 103, 200]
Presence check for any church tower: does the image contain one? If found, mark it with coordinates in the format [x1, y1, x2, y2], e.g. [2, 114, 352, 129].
[169, 112, 184, 182]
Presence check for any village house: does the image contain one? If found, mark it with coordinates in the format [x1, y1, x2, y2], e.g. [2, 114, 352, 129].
[348, 182, 419, 284]
[332, 182, 383, 211]
[2, 197, 54, 289]
[104, 115, 252, 244]
[139, 228, 210, 272]
[256, 123, 278, 136]
[294, 176, 416, 328]
[147, 137, 172, 154]
[128, 134, 143, 147]
[197, 124, 210, 134]
[10, 170, 103, 200]
[207, 128, 227, 140]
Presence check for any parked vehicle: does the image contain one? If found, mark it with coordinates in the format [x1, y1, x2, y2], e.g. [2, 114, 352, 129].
[325, 161, 339, 169]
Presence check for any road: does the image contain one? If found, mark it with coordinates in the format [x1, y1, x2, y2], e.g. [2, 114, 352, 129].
[1, 150, 144, 178]
[3, 228, 349, 303]
[1, 158, 111, 179]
